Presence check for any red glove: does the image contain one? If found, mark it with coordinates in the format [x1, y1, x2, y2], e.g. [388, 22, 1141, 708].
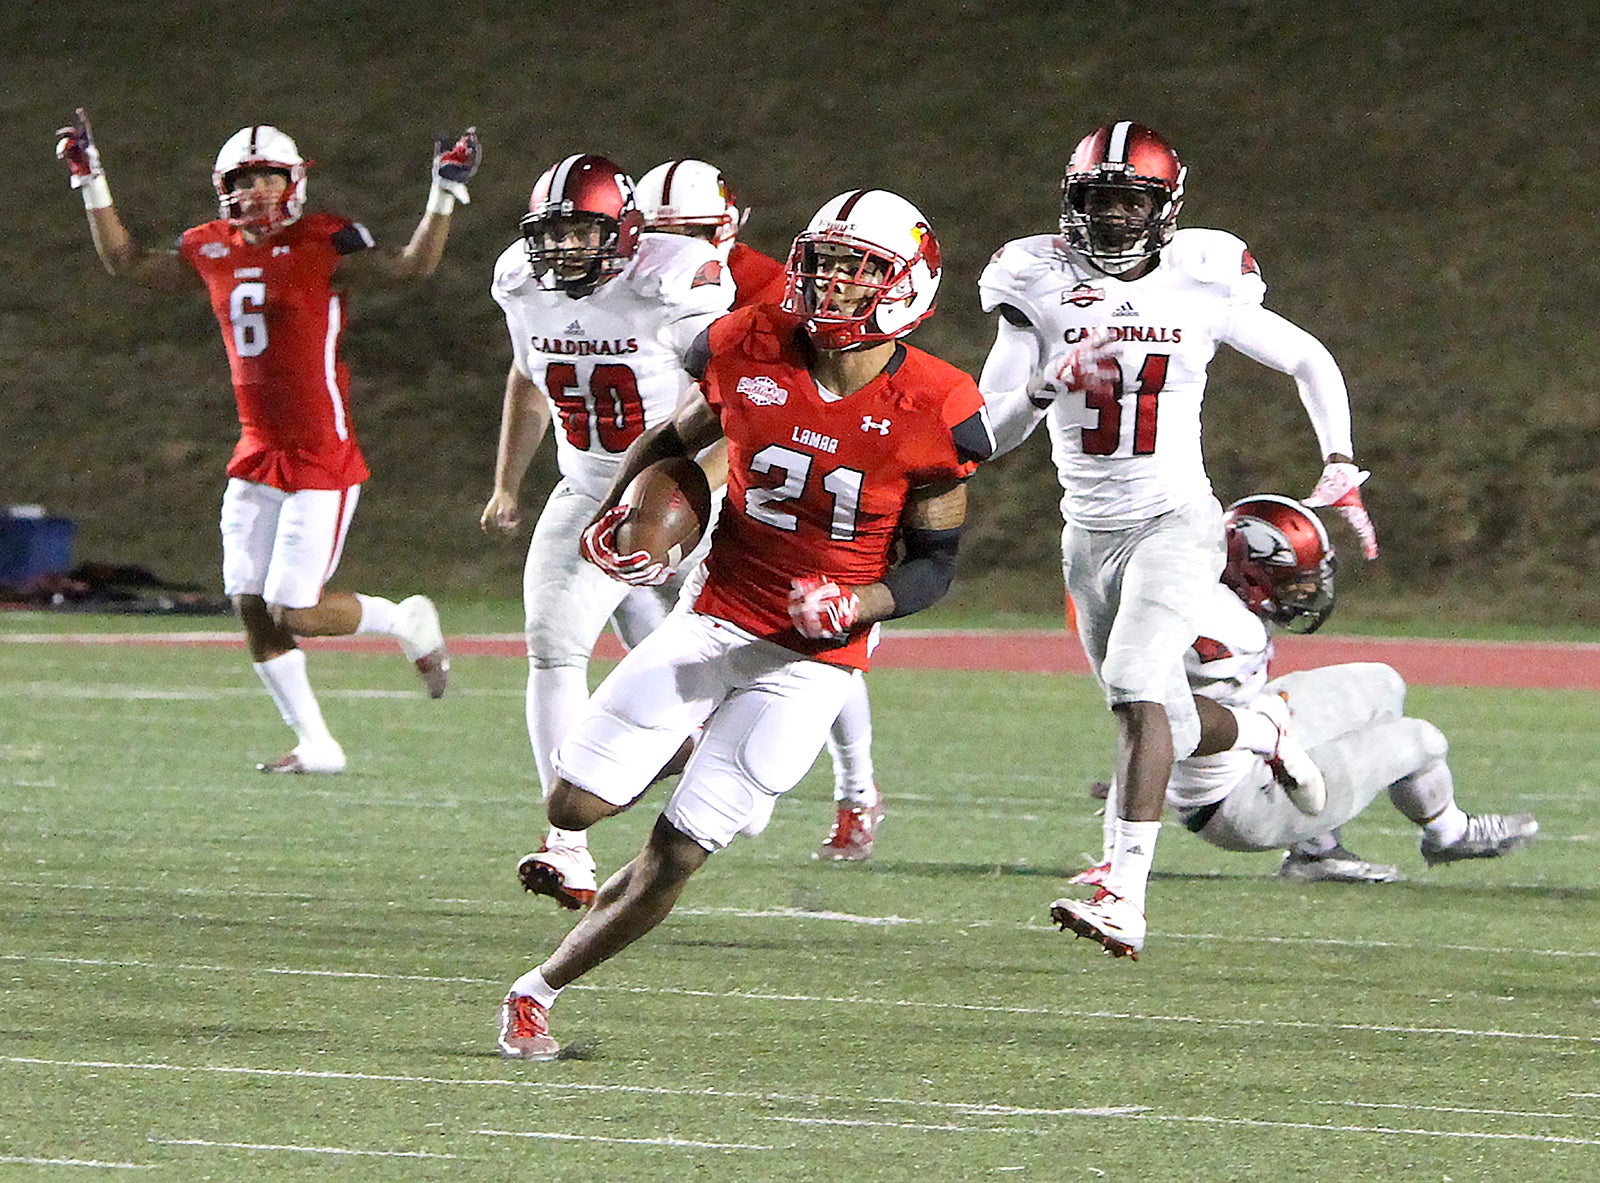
[579, 504, 670, 587]
[788, 575, 860, 641]
[1304, 461, 1379, 560]
[431, 127, 480, 203]
[54, 107, 103, 188]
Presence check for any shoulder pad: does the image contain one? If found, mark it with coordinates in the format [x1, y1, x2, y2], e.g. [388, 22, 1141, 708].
[977, 234, 1065, 317]
[627, 234, 735, 312]
[491, 241, 534, 298]
[1162, 228, 1267, 303]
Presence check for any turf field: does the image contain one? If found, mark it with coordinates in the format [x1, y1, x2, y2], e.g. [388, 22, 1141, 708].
[1, 617, 1596, 1179]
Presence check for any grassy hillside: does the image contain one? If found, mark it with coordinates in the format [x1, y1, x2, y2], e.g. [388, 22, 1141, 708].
[4, 2, 1597, 623]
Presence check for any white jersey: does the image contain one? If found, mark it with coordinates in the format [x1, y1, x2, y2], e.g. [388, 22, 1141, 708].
[492, 233, 735, 500]
[979, 228, 1268, 529]
[1166, 581, 1273, 808]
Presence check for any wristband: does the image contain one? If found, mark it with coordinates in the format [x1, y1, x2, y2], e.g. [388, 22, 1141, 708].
[426, 180, 457, 216]
[80, 175, 112, 211]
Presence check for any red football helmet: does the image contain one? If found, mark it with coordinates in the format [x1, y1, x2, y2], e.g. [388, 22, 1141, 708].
[521, 154, 644, 295]
[781, 189, 941, 351]
[1060, 121, 1185, 275]
[1223, 494, 1336, 633]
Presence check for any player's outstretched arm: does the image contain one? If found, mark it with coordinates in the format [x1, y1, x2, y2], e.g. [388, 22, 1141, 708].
[359, 127, 480, 283]
[55, 108, 189, 289]
[481, 364, 552, 533]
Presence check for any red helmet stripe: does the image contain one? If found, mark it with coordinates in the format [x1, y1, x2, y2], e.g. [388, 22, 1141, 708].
[834, 189, 869, 219]
[660, 160, 684, 205]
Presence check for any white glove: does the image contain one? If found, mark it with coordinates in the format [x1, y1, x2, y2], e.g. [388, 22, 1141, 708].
[1030, 329, 1119, 408]
[788, 576, 860, 641]
[1304, 460, 1378, 560]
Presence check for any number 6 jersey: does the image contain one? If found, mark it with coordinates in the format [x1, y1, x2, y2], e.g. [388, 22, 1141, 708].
[978, 227, 1269, 529]
[179, 211, 375, 491]
[491, 232, 736, 501]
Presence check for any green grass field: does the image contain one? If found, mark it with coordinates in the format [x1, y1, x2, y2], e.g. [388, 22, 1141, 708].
[2, 621, 1596, 1179]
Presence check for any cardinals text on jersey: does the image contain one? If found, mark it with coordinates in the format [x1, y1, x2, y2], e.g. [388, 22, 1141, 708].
[692, 305, 991, 670]
[979, 227, 1267, 528]
[179, 211, 375, 490]
[492, 232, 735, 500]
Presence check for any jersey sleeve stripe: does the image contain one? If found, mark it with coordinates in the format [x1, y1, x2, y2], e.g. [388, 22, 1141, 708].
[324, 293, 348, 440]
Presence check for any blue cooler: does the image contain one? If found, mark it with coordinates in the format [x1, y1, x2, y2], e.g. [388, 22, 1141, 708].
[0, 507, 79, 585]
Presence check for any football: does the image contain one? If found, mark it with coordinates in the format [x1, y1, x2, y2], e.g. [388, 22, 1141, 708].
[615, 456, 714, 568]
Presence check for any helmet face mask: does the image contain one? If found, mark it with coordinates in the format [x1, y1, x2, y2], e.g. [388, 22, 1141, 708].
[520, 155, 643, 297]
[212, 125, 306, 234]
[781, 189, 940, 351]
[1222, 494, 1337, 633]
[1060, 121, 1185, 275]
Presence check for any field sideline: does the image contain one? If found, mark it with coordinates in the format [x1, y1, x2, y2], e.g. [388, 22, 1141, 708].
[8, 625, 1600, 689]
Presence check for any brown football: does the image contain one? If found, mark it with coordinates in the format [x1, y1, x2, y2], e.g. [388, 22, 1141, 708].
[615, 456, 714, 568]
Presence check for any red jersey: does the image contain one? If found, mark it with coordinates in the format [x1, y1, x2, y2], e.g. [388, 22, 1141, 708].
[727, 242, 788, 309]
[179, 212, 374, 491]
[693, 306, 989, 670]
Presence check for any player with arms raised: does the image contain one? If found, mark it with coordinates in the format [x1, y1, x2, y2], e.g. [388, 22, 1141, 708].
[979, 120, 1378, 958]
[637, 158, 885, 861]
[480, 155, 736, 909]
[497, 189, 996, 1058]
[55, 110, 479, 773]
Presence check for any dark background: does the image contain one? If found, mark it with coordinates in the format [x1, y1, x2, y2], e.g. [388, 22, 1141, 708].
[4, 2, 1597, 623]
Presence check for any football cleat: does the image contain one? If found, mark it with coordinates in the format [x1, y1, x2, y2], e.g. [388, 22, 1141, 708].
[1066, 859, 1111, 886]
[256, 742, 346, 774]
[395, 595, 450, 699]
[1050, 887, 1145, 959]
[814, 800, 884, 861]
[498, 992, 560, 1061]
[1278, 845, 1403, 884]
[517, 844, 598, 910]
[1420, 813, 1539, 867]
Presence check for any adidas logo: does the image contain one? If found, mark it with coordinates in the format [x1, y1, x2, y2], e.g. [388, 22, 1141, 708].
[1111, 301, 1138, 317]
[564, 320, 585, 335]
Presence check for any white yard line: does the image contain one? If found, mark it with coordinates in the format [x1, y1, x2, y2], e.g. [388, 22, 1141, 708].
[473, 1130, 773, 1150]
[0, 1155, 149, 1170]
[149, 1138, 455, 1159]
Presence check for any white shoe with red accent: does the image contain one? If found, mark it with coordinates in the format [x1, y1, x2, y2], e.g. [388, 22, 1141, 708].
[1066, 859, 1111, 886]
[256, 742, 346, 774]
[517, 845, 598, 910]
[814, 800, 884, 861]
[498, 993, 560, 1060]
[1049, 887, 1146, 959]
[395, 595, 449, 699]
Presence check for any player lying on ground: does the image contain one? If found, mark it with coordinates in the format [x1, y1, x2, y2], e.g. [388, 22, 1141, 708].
[1064, 494, 1537, 911]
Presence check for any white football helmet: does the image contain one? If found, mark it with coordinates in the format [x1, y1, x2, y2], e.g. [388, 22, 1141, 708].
[212, 125, 307, 233]
[635, 159, 745, 248]
[781, 189, 941, 350]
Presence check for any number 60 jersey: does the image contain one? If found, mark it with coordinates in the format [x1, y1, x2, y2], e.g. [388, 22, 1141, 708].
[491, 232, 736, 501]
[978, 228, 1268, 529]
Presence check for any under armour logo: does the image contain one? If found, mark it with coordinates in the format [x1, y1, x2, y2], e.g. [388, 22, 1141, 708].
[564, 320, 585, 335]
[272, 245, 291, 257]
[861, 416, 892, 435]
[1112, 301, 1137, 316]
[1125, 845, 1145, 856]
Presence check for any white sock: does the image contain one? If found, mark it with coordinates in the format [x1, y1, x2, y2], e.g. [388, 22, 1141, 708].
[509, 967, 563, 1010]
[827, 674, 876, 805]
[1100, 778, 1119, 863]
[1103, 819, 1160, 913]
[1390, 761, 1456, 824]
[528, 663, 587, 793]
[253, 649, 336, 749]
[1422, 803, 1469, 847]
[353, 593, 400, 636]
[544, 826, 589, 850]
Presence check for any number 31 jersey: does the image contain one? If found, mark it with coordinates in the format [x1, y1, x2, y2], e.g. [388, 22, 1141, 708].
[979, 227, 1267, 529]
[491, 233, 736, 502]
[179, 212, 374, 491]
